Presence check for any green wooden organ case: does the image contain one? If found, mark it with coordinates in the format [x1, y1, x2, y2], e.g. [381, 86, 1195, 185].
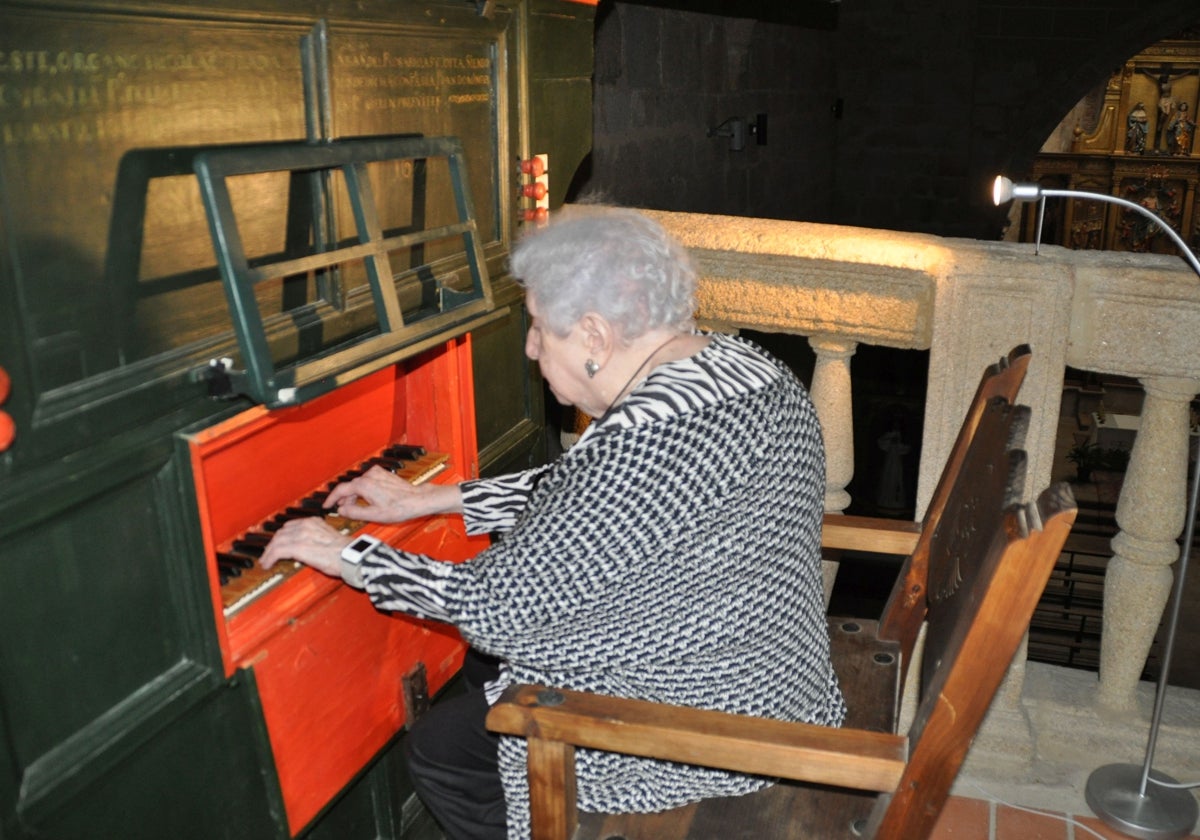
[0, 1, 597, 837]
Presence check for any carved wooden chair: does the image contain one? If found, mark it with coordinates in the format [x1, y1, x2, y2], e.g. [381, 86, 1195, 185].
[487, 345, 1077, 839]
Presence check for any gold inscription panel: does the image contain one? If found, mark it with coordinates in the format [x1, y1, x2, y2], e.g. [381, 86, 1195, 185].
[331, 30, 503, 264]
[0, 6, 508, 404]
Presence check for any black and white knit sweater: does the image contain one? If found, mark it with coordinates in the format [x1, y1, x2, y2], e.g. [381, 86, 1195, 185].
[359, 332, 845, 838]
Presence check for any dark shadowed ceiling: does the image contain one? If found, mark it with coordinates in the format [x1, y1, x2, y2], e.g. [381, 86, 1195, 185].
[613, 0, 839, 29]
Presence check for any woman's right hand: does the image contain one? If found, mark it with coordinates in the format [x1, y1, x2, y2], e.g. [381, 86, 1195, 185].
[324, 465, 463, 524]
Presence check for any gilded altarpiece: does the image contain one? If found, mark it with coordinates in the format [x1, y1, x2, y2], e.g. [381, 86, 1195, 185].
[1028, 33, 1200, 257]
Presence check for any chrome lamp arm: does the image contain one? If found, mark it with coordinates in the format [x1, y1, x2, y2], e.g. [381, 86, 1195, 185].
[991, 175, 1200, 278]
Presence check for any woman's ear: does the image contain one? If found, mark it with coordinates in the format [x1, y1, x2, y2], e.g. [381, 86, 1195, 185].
[577, 312, 615, 362]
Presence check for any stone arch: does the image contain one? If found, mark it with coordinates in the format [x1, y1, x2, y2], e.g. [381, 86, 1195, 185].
[1023, 15, 1200, 162]
[1023, 17, 1198, 161]
[974, 8, 1200, 239]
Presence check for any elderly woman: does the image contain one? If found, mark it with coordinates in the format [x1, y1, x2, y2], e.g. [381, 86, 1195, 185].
[260, 208, 844, 840]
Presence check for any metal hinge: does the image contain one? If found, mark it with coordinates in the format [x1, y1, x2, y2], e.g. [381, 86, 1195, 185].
[402, 662, 430, 728]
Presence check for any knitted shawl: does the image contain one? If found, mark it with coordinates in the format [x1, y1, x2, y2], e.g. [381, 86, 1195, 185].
[371, 336, 844, 838]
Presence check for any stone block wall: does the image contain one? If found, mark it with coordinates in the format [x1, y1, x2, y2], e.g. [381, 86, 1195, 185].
[575, 0, 1200, 240]
[582, 2, 839, 222]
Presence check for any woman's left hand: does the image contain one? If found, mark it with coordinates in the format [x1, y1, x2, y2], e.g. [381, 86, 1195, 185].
[260, 516, 353, 578]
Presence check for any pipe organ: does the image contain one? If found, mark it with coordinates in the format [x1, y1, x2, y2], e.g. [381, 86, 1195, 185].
[0, 1, 596, 837]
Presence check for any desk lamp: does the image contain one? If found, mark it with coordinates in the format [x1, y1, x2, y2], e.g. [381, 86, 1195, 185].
[993, 175, 1199, 840]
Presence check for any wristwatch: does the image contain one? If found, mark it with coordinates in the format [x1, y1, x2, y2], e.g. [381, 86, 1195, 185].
[340, 534, 383, 589]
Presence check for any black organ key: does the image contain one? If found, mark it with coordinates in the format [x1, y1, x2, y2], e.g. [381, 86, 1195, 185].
[384, 444, 425, 460]
[219, 551, 256, 569]
[231, 540, 266, 557]
[284, 506, 324, 520]
[365, 456, 405, 471]
[217, 557, 246, 580]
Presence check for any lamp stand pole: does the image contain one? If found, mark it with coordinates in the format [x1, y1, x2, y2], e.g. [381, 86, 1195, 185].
[1083, 429, 1199, 838]
[1008, 181, 1200, 840]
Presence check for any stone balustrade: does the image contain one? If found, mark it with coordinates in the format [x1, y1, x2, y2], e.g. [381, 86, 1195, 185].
[640, 208, 1200, 801]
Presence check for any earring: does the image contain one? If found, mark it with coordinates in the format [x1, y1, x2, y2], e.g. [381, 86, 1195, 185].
[584, 359, 600, 378]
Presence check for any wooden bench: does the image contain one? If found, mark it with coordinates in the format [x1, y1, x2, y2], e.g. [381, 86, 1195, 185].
[487, 346, 1077, 840]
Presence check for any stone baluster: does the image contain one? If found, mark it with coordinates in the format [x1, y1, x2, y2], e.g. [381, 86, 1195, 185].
[808, 335, 857, 513]
[1098, 376, 1199, 712]
[808, 335, 857, 604]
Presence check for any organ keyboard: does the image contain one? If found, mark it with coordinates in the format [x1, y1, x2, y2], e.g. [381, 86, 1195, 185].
[218, 445, 450, 617]
[183, 339, 489, 834]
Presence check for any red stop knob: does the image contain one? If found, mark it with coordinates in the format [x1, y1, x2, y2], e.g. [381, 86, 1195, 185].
[0, 366, 9, 404]
[519, 157, 545, 177]
[0, 411, 14, 452]
[520, 207, 550, 223]
[520, 182, 547, 200]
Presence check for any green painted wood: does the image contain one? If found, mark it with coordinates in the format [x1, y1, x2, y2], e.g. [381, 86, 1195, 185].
[474, 278, 548, 476]
[20, 673, 288, 840]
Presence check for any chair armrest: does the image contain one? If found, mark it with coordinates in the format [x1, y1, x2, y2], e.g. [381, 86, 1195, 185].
[822, 513, 921, 556]
[486, 684, 907, 793]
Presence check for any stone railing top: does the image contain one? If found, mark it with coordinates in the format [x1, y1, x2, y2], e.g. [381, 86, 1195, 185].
[639, 208, 1200, 380]
[641, 208, 951, 270]
[641, 210, 947, 346]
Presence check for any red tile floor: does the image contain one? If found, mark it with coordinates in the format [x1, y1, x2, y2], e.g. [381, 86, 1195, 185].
[935, 795, 1200, 840]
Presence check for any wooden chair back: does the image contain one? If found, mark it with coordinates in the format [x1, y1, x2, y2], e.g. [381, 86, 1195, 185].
[822, 343, 1031, 673]
[881, 344, 1030, 648]
[865, 403, 1073, 838]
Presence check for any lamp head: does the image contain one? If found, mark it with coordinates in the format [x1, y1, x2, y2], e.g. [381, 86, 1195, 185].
[992, 175, 1042, 205]
[990, 173, 1200, 278]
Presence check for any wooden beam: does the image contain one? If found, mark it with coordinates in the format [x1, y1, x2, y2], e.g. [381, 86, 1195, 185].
[487, 686, 908, 794]
[821, 514, 922, 556]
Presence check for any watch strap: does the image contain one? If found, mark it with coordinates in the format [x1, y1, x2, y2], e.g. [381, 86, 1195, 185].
[340, 534, 382, 589]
